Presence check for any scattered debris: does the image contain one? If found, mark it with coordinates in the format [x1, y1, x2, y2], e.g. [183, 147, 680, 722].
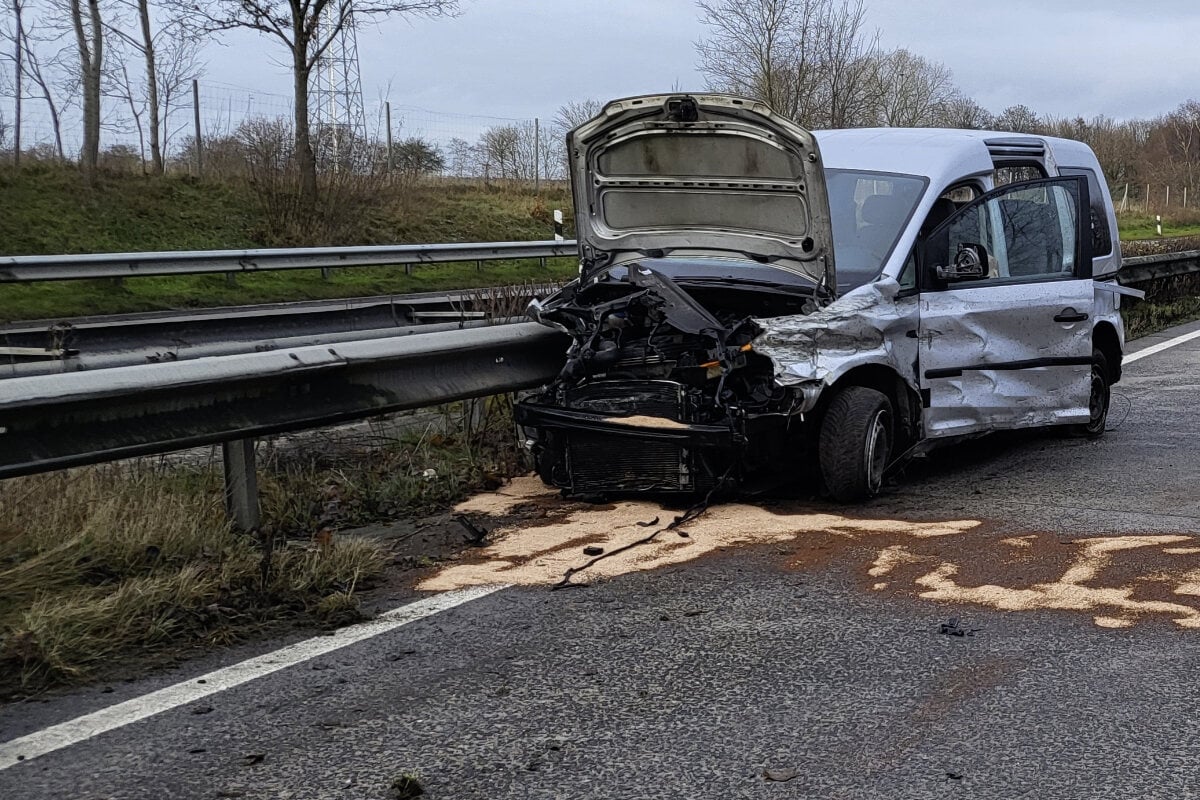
[241, 753, 266, 766]
[938, 617, 979, 637]
[453, 514, 489, 545]
[189, 705, 214, 715]
[946, 771, 964, 781]
[763, 768, 801, 782]
[583, 545, 605, 556]
[677, 530, 691, 538]
[421, 468, 438, 481]
[389, 773, 425, 799]
[187, 747, 206, 754]
[551, 473, 730, 590]
[636, 517, 661, 528]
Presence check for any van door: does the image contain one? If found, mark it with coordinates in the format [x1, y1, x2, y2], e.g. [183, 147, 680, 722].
[917, 177, 1094, 438]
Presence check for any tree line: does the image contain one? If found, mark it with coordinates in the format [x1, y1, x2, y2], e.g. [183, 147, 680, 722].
[2, 0, 1200, 210]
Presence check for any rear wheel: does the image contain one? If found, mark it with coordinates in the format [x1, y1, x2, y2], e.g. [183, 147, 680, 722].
[819, 386, 893, 503]
[1077, 347, 1111, 438]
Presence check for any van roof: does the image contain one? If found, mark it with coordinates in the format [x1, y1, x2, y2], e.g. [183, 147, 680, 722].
[814, 128, 1100, 187]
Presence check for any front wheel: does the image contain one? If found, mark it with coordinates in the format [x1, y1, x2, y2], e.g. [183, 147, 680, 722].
[819, 386, 893, 503]
[1076, 348, 1111, 438]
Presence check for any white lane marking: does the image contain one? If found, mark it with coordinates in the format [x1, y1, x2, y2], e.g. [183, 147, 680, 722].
[1126, 328, 1200, 364]
[0, 584, 507, 771]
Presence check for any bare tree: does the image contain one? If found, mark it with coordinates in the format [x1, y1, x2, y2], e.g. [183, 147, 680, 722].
[695, 0, 881, 129]
[102, 0, 191, 173]
[446, 135, 472, 177]
[994, 104, 1042, 134]
[9, 0, 25, 165]
[936, 92, 993, 130]
[66, 0, 105, 177]
[553, 98, 601, 138]
[181, 0, 460, 203]
[17, 8, 73, 160]
[869, 48, 954, 127]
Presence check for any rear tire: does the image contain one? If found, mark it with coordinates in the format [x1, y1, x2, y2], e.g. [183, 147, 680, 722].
[1076, 347, 1111, 438]
[819, 386, 893, 503]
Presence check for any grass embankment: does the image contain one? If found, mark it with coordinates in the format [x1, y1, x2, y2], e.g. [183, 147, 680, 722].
[1115, 210, 1200, 241]
[0, 166, 576, 321]
[0, 398, 519, 695]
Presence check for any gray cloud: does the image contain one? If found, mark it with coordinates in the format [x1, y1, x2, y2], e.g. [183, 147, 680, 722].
[201, 0, 1198, 126]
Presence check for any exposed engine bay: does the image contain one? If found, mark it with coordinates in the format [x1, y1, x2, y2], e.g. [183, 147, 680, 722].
[515, 265, 820, 496]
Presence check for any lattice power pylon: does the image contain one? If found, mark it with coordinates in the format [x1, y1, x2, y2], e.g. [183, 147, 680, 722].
[310, 3, 369, 171]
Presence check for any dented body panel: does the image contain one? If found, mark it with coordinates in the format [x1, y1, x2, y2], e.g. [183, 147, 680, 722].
[519, 96, 1126, 498]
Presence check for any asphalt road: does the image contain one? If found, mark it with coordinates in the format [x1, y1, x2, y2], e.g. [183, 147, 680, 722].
[4, 319, 1200, 799]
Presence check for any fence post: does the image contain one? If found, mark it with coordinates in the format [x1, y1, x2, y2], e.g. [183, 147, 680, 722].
[1146, 183, 1151, 214]
[385, 101, 393, 176]
[534, 117, 540, 194]
[223, 438, 260, 531]
[1166, 186, 1171, 208]
[192, 79, 203, 178]
[1185, 187, 1189, 209]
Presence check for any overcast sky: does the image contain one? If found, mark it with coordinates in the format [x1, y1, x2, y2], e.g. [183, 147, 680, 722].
[202, 0, 1200, 125]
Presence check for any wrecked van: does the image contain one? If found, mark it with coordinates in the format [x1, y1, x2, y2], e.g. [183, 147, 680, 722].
[515, 94, 1133, 502]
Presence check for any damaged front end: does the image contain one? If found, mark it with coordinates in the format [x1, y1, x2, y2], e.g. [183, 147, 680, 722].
[517, 93, 837, 497]
[515, 265, 818, 496]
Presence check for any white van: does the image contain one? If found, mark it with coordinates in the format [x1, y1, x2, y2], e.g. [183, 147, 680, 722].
[516, 94, 1133, 501]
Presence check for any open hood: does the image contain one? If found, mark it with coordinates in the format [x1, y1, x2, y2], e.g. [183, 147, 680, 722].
[568, 93, 835, 293]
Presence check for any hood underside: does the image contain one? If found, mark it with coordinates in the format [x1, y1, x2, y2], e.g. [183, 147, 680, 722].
[568, 93, 836, 291]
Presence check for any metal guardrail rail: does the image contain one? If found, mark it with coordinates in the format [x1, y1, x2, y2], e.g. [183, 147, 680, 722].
[0, 322, 570, 527]
[1119, 251, 1200, 286]
[0, 240, 579, 282]
[1, 239, 1196, 528]
[0, 287, 555, 377]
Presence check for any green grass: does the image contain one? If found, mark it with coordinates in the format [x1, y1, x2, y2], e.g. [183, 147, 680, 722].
[1116, 210, 1200, 240]
[0, 166, 575, 322]
[0, 464, 388, 694]
[0, 396, 524, 695]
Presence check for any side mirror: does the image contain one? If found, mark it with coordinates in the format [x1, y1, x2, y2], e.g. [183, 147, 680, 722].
[936, 243, 989, 282]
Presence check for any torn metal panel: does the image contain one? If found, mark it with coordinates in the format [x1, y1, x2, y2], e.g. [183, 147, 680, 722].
[754, 279, 920, 404]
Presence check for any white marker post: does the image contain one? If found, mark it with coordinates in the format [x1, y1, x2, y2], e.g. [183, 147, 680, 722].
[1157, 215, 1163, 236]
[553, 209, 564, 242]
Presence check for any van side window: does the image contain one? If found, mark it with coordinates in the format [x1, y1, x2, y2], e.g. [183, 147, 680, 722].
[926, 180, 1082, 284]
[1058, 167, 1114, 257]
[994, 165, 1045, 186]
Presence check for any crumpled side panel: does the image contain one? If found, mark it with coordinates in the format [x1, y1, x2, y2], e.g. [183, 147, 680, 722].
[917, 280, 1095, 437]
[753, 279, 919, 392]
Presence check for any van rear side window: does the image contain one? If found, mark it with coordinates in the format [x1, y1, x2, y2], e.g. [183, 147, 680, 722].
[1059, 167, 1114, 257]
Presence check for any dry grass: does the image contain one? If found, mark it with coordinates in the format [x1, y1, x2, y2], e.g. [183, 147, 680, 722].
[0, 465, 388, 694]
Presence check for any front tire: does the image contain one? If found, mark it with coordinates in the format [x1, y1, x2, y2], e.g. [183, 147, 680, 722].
[819, 386, 893, 503]
[1077, 347, 1111, 438]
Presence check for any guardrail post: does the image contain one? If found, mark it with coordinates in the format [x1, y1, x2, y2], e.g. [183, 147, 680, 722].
[222, 438, 260, 531]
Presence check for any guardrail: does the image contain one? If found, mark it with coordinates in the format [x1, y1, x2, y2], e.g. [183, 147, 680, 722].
[0, 240, 579, 282]
[0, 323, 570, 528]
[1119, 251, 1200, 286]
[1, 240, 1196, 529]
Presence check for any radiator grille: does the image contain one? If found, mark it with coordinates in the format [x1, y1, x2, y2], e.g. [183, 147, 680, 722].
[567, 431, 712, 493]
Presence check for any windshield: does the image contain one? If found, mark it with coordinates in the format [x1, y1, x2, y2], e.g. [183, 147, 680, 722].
[826, 169, 926, 291]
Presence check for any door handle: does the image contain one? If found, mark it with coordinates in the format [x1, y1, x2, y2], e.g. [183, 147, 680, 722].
[1053, 309, 1088, 323]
